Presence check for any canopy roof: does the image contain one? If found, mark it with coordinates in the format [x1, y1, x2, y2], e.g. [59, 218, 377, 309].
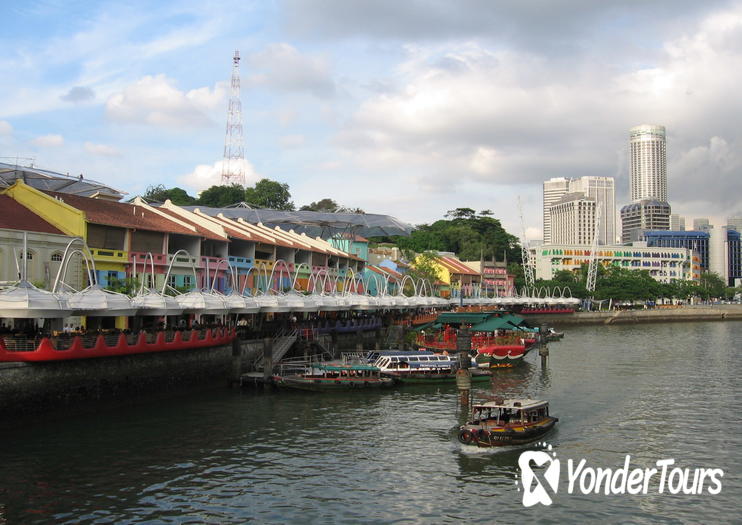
[474, 399, 548, 410]
[314, 364, 379, 371]
[0, 162, 125, 200]
[182, 206, 414, 237]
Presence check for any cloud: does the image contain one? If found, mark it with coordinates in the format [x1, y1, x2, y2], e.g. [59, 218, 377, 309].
[105, 75, 226, 128]
[0, 120, 11, 135]
[280, 134, 305, 148]
[179, 158, 261, 193]
[31, 134, 64, 147]
[329, 5, 742, 225]
[84, 141, 121, 157]
[282, 0, 729, 52]
[60, 86, 95, 103]
[247, 43, 335, 98]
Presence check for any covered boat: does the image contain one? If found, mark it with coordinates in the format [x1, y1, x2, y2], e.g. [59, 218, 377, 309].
[458, 399, 558, 447]
[272, 363, 394, 391]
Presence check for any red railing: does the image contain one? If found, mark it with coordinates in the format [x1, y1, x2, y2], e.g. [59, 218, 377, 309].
[0, 328, 236, 362]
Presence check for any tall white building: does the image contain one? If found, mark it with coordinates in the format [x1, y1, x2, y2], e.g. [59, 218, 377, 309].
[542, 178, 570, 244]
[550, 193, 596, 245]
[670, 214, 685, 231]
[543, 176, 615, 244]
[630, 124, 667, 202]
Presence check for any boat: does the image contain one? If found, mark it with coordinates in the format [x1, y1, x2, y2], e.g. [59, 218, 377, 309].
[458, 398, 558, 447]
[544, 328, 565, 342]
[368, 350, 492, 384]
[272, 363, 394, 391]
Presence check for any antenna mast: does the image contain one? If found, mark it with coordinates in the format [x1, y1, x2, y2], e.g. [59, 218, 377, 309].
[221, 49, 246, 187]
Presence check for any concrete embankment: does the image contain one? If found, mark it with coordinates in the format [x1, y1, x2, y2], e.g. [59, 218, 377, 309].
[0, 339, 266, 419]
[527, 304, 742, 326]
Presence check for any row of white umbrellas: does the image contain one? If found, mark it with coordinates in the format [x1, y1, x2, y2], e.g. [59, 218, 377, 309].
[0, 283, 454, 319]
[451, 295, 581, 307]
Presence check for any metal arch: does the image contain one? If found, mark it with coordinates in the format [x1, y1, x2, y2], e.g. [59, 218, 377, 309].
[52, 237, 97, 293]
[160, 249, 200, 295]
[267, 259, 292, 294]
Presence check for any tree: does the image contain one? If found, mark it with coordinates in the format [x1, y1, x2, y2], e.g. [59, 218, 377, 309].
[408, 252, 442, 290]
[244, 179, 295, 210]
[300, 198, 339, 212]
[143, 185, 196, 205]
[196, 184, 246, 207]
[378, 210, 522, 263]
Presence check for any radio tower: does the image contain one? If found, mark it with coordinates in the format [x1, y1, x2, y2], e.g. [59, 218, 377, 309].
[221, 49, 245, 186]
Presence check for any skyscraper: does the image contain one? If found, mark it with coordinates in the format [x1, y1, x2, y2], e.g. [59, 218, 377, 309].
[542, 178, 570, 244]
[630, 124, 667, 202]
[550, 193, 596, 245]
[623, 124, 671, 242]
[670, 213, 685, 231]
[543, 176, 615, 244]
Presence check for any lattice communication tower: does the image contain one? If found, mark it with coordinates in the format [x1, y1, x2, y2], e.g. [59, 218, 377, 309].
[221, 49, 246, 186]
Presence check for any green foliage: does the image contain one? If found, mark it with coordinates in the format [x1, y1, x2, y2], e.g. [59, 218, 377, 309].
[106, 276, 141, 296]
[300, 198, 339, 212]
[197, 184, 246, 207]
[378, 211, 522, 263]
[300, 198, 365, 213]
[143, 184, 197, 205]
[407, 252, 442, 288]
[31, 280, 47, 290]
[244, 179, 295, 210]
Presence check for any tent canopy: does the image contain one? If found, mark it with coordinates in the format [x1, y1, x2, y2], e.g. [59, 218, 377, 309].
[182, 206, 414, 238]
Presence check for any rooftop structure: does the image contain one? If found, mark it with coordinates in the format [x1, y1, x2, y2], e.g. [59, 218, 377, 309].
[0, 161, 125, 201]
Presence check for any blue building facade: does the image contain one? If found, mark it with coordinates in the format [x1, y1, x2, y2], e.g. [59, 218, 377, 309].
[644, 229, 741, 285]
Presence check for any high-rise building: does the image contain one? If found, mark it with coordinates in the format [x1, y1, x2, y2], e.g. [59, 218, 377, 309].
[569, 177, 616, 245]
[670, 214, 685, 231]
[543, 176, 615, 244]
[620, 200, 671, 243]
[727, 216, 742, 233]
[542, 178, 570, 244]
[693, 218, 711, 231]
[630, 124, 667, 202]
[550, 192, 596, 245]
[622, 124, 671, 242]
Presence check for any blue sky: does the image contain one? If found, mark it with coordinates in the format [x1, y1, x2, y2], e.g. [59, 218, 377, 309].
[1, 0, 741, 239]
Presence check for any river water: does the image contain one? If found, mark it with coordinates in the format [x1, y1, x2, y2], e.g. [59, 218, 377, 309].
[0, 321, 740, 523]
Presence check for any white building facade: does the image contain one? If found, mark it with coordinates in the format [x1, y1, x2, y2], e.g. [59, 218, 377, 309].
[543, 176, 615, 245]
[550, 193, 596, 246]
[533, 244, 694, 284]
[629, 124, 667, 202]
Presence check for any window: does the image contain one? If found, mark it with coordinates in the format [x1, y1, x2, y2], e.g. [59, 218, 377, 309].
[51, 253, 63, 262]
[167, 274, 177, 288]
[18, 251, 32, 260]
[183, 275, 193, 289]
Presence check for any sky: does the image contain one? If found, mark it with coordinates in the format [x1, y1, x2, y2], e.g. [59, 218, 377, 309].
[1, 0, 741, 240]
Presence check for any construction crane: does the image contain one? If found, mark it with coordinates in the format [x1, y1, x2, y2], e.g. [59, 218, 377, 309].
[518, 197, 535, 290]
[586, 202, 603, 294]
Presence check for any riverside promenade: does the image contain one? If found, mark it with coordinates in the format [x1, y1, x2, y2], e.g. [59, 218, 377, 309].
[528, 304, 742, 326]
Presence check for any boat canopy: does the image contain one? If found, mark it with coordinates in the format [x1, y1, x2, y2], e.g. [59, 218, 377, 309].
[314, 364, 379, 371]
[0, 281, 70, 318]
[434, 312, 493, 325]
[474, 399, 548, 411]
[469, 314, 531, 332]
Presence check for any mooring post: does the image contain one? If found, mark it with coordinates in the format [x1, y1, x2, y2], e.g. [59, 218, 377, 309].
[539, 324, 549, 367]
[456, 328, 472, 408]
[263, 336, 273, 389]
[230, 336, 242, 387]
